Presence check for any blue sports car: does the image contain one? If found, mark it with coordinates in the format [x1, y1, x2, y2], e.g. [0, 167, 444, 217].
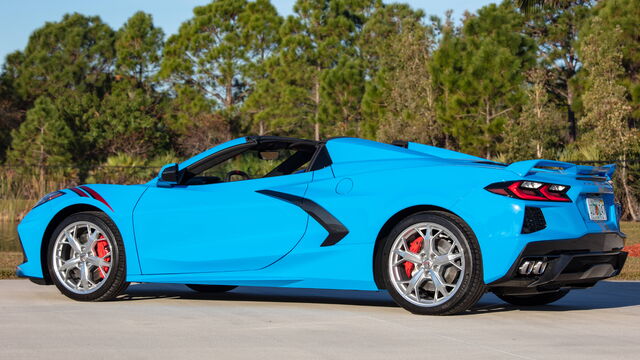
[16, 136, 628, 315]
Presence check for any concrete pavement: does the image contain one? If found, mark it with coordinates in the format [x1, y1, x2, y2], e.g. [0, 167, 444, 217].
[0, 279, 639, 359]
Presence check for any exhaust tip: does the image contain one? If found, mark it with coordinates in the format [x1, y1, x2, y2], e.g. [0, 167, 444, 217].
[518, 260, 548, 276]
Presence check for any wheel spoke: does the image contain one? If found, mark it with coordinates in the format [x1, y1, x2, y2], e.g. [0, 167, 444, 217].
[79, 262, 90, 289]
[393, 249, 422, 264]
[428, 269, 451, 298]
[64, 230, 82, 254]
[59, 257, 81, 271]
[405, 268, 425, 296]
[85, 226, 100, 250]
[432, 253, 462, 267]
[87, 256, 110, 268]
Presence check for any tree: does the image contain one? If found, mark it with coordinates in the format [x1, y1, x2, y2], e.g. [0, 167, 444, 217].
[244, 0, 375, 140]
[579, 17, 638, 219]
[160, 0, 282, 133]
[13, 13, 115, 102]
[90, 12, 169, 158]
[7, 97, 73, 168]
[0, 52, 26, 163]
[431, 2, 535, 158]
[522, 1, 593, 142]
[501, 68, 567, 161]
[361, 13, 442, 144]
[358, 1, 427, 139]
[585, 0, 640, 122]
[115, 11, 164, 85]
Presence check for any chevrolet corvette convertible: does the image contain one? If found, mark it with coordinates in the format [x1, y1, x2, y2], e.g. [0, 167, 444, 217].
[16, 136, 628, 315]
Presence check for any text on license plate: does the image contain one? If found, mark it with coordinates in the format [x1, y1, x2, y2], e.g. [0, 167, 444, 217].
[586, 197, 607, 221]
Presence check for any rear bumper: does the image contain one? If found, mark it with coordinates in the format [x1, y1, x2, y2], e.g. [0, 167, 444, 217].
[488, 232, 627, 295]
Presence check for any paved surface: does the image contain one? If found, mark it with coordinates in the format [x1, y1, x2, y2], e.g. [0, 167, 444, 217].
[0, 280, 639, 359]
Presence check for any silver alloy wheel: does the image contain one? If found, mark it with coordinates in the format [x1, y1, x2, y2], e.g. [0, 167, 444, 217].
[388, 222, 465, 307]
[52, 221, 114, 294]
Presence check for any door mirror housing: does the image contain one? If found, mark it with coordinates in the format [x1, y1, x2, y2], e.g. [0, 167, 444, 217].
[158, 163, 179, 186]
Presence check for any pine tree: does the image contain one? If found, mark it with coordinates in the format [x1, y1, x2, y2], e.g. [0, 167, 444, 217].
[585, 0, 640, 122]
[14, 13, 115, 102]
[431, 2, 535, 158]
[91, 12, 169, 159]
[579, 17, 638, 219]
[7, 97, 73, 167]
[522, 0, 593, 141]
[0, 52, 26, 163]
[115, 11, 164, 85]
[160, 0, 283, 139]
[501, 68, 567, 161]
[361, 9, 441, 144]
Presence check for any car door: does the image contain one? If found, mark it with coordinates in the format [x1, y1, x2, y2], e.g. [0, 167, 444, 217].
[133, 165, 312, 275]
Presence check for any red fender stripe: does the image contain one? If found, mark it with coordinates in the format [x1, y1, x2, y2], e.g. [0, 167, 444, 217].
[69, 187, 89, 197]
[79, 185, 114, 211]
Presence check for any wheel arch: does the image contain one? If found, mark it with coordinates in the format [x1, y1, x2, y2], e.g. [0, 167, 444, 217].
[372, 205, 465, 290]
[39, 204, 107, 284]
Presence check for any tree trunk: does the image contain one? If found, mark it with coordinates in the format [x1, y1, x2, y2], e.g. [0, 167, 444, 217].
[567, 88, 577, 142]
[314, 71, 321, 141]
[620, 157, 639, 221]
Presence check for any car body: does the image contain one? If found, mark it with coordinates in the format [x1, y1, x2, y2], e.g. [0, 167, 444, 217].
[16, 136, 628, 314]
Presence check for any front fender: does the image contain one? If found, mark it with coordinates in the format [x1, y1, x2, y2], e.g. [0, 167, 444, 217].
[16, 184, 148, 279]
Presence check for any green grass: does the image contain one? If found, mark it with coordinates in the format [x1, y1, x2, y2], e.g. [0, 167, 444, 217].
[617, 222, 640, 280]
[0, 199, 34, 222]
[0, 222, 639, 281]
[0, 252, 22, 279]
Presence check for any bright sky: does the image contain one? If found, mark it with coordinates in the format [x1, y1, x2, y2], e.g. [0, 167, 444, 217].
[0, 0, 494, 67]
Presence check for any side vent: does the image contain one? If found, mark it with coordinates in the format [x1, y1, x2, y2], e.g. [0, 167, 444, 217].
[522, 207, 546, 234]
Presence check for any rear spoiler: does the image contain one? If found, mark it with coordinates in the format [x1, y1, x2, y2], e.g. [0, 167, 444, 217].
[507, 159, 616, 179]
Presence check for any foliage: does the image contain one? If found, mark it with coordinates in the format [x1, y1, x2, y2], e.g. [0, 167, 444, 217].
[432, 2, 535, 157]
[500, 68, 567, 161]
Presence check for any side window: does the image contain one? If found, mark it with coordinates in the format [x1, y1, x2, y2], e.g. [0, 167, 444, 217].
[187, 148, 314, 185]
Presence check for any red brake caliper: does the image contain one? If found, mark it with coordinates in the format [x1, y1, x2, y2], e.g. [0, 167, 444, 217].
[94, 236, 110, 279]
[404, 237, 423, 277]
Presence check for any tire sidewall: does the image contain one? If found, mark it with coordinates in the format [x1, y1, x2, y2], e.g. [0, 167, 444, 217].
[47, 212, 126, 301]
[381, 212, 483, 315]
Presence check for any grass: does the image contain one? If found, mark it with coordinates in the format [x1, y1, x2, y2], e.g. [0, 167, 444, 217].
[0, 222, 638, 281]
[617, 222, 640, 280]
[0, 199, 34, 222]
[0, 252, 22, 279]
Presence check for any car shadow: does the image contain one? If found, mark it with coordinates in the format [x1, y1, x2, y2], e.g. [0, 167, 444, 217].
[118, 280, 640, 314]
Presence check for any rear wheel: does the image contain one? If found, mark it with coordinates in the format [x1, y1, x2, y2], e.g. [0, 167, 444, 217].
[381, 211, 485, 315]
[186, 284, 237, 293]
[495, 290, 569, 306]
[47, 212, 129, 301]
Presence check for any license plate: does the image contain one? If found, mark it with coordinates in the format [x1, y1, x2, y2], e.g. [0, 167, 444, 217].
[586, 197, 607, 221]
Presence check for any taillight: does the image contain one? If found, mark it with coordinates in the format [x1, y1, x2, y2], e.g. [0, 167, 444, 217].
[485, 181, 571, 202]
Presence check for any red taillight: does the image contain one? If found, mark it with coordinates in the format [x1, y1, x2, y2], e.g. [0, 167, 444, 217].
[485, 181, 571, 202]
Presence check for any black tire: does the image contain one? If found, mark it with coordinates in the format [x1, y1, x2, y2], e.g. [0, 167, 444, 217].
[186, 284, 237, 293]
[495, 290, 569, 306]
[380, 211, 485, 315]
[47, 211, 129, 301]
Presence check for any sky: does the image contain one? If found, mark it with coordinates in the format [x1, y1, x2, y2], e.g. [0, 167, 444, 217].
[0, 0, 494, 67]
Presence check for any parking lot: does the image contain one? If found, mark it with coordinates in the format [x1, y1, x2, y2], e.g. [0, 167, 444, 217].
[1, 280, 639, 359]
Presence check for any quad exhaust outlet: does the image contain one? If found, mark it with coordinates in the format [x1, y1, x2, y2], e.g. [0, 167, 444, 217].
[518, 260, 548, 276]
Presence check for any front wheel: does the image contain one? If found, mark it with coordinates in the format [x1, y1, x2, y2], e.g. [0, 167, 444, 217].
[495, 290, 569, 306]
[381, 211, 485, 315]
[47, 211, 129, 301]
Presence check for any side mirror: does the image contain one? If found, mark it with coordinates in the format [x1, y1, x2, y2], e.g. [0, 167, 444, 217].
[158, 163, 179, 186]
